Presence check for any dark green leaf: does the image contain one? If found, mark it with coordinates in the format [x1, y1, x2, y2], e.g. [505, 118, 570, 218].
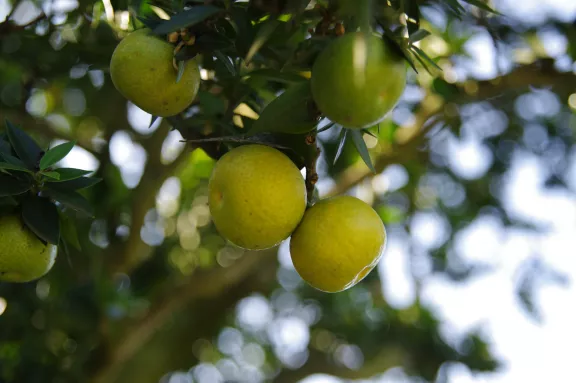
[198, 91, 226, 116]
[409, 29, 431, 43]
[334, 128, 348, 165]
[246, 18, 280, 63]
[175, 60, 186, 84]
[41, 171, 60, 180]
[214, 51, 236, 76]
[137, 16, 164, 30]
[403, 0, 420, 36]
[411, 45, 442, 71]
[230, 6, 254, 57]
[0, 174, 32, 196]
[350, 130, 376, 173]
[22, 195, 60, 244]
[0, 136, 11, 156]
[0, 151, 29, 169]
[460, 0, 501, 14]
[0, 161, 33, 174]
[5, 120, 43, 170]
[362, 128, 378, 139]
[244, 69, 307, 85]
[39, 141, 75, 170]
[47, 176, 102, 191]
[59, 211, 81, 250]
[443, 0, 466, 17]
[44, 188, 94, 217]
[152, 5, 221, 35]
[248, 81, 318, 135]
[379, 25, 418, 73]
[46, 168, 92, 182]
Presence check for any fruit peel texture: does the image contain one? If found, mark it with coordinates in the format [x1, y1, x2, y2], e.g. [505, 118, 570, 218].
[0, 214, 58, 283]
[311, 32, 407, 129]
[208, 145, 307, 250]
[290, 195, 386, 292]
[110, 29, 201, 117]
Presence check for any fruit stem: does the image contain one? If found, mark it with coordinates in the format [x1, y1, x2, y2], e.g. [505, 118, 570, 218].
[304, 134, 320, 206]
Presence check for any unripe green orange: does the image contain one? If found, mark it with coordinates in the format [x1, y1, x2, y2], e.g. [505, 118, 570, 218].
[311, 32, 407, 129]
[110, 29, 201, 117]
[0, 214, 57, 283]
[208, 145, 306, 250]
[290, 196, 386, 292]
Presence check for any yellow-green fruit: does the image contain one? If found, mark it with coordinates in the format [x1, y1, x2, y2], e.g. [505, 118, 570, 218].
[208, 144, 306, 250]
[290, 196, 386, 293]
[0, 214, 57, 283]
[311, 32, 407, 129]
[110, 29, 201, 117]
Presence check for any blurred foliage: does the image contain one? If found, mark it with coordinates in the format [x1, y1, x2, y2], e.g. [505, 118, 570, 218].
[0, 0, 575, 382]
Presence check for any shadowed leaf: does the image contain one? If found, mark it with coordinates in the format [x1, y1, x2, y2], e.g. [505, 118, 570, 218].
[22, 195, 60, 244]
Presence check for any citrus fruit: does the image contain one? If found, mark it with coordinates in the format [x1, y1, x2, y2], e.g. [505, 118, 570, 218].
[110, 29, 201, 117]
[208, 144, 307, 250]
[0, 214, 58, 283]
[290, 195, 386, 292]
[311, 31, 407, 129]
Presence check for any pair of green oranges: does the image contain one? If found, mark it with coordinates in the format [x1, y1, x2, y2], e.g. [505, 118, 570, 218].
[208, 144, 387, 293]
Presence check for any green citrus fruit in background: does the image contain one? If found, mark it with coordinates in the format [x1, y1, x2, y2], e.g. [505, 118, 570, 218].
[0, 214, 57, 283]
[311, 31, 407, 129]
[290, 196, 386, 293]
[208, 144, 307, 250]
[110, 29, 201, 117]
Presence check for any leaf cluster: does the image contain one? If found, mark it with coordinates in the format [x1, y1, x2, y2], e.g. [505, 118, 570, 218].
[0, 120, 101, 250]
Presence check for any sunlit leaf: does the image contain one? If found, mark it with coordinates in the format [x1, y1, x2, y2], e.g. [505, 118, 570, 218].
[245, 18, 280, 63]
[153, 5, 221, 35]
[176, 60, 186, 84]
[350, 130, 376, 173]
[333, 128, 348, 165]
[39, 141, 75, 170]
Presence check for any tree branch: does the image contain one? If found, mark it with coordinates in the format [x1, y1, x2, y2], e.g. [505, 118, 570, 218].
[108, 122, 193, 274]
[93, 251, 278, 383]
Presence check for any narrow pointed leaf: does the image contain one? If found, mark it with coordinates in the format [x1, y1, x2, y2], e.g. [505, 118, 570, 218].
[350, 130, 376, 173]
[152, 5, 221, 35]
[5, 120, 42, 170]
[0, 137, 11, 156]
[22, 195, 60, 244]
[214, 51, 236, 76]
[0, 151, 29, 169]
[460, 0, 501, 14]
[333, 128, 348, 165]
[411, 45, 442, 70]
[149, 115, 160, 129]
[409, 29, 431, 43]
[47, 176, 102, 191]
[39, 141, 75, 170]
[44, 188, 94, 217]
[41, 171, 61, 180]
[45, 168, 92, 182]
[0, 161, 33, 174]
[59, 211, 81, 250]
[0, 174, 32, 196]
[245, 18, 280, 63]
[176, 60, 186, 84]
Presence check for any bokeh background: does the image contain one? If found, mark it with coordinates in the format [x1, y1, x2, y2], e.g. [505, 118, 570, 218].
[1, 0, 576, 382]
